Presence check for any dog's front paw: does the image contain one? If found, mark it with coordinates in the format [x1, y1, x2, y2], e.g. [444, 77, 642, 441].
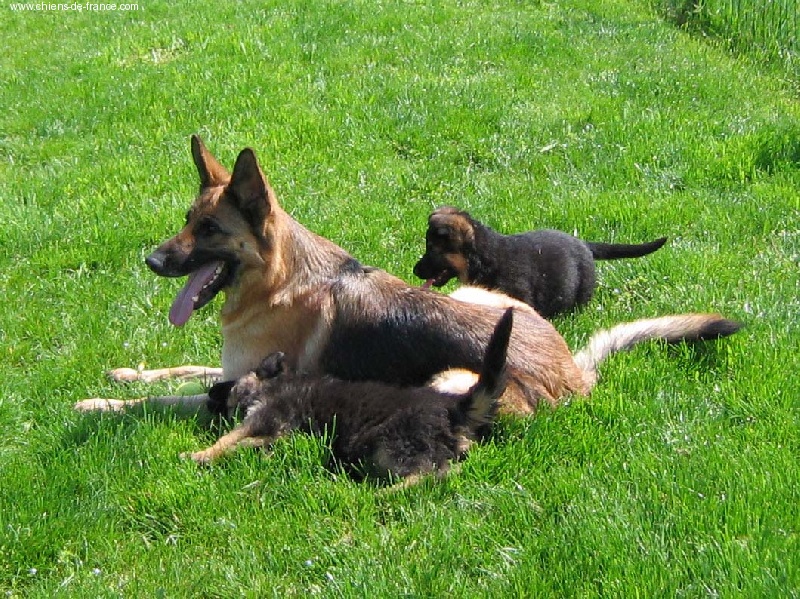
[180, 450, 214, 466]
[73, 398, 132, 412]
[107, 367, 142, 382]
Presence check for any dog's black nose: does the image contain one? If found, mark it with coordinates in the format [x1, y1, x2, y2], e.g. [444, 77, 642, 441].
[145, 251, 166, 273]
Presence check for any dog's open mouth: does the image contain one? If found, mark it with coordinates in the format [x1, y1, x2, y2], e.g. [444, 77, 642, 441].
[421, 270, 454, 289]
[169, 261, 232, 326]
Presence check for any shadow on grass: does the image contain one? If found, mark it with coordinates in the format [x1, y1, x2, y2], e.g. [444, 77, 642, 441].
[661, 336, 737, 375]
[65, 401, 227, 450]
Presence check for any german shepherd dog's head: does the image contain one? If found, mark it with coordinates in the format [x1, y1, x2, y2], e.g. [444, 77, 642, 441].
[145, 136, 278, 326]
[413, 206, 476, 289]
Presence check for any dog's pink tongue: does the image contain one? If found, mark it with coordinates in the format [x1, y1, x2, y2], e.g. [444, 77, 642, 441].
[168, 261, 223, 327]
[421, 279, 434, 289]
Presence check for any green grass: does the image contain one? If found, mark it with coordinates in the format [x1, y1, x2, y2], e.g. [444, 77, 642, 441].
[1, 0, 799, 596]
[654, 0, 799, 80]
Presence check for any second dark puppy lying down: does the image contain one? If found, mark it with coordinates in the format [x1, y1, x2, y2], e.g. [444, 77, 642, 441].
[185, 309, 514, 483]
[414, 206, 667, 318]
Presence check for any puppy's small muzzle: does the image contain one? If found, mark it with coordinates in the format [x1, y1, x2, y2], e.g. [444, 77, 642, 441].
[413, 255, 434, 279]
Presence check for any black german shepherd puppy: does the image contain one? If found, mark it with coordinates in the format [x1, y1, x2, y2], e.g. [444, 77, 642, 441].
[414, 206, 667, 318]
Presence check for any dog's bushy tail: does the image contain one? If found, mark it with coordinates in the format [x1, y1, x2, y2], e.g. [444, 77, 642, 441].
[574, 313, 742, 390]
[587, 237, 667, 260]
[461, 308, 514, 428]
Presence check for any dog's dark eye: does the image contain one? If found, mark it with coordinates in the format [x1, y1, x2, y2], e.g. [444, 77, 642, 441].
[195, 217, 223, 236]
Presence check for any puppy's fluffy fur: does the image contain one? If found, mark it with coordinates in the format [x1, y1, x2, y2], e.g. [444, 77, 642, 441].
[414, 206, 667, 318]
[189, 309, 514, 483]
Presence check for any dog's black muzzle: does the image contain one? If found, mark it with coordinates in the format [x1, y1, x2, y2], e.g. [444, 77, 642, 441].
[145, 246, 193, 278]
[413, 255, 435, 280]
[146, 239, 234, 279]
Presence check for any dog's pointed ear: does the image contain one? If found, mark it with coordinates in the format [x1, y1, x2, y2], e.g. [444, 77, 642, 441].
[228, 147, 275, 227]
[191, 135, 230, 188]
[428, 213, 453, 238]
[255, 351, 287, 379]
[430, 209, 473, 245]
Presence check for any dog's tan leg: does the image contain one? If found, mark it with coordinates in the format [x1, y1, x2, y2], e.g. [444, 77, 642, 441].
[73, 393, 210, 413]
[380, 463, 459, 494]
[236, 437, 272, 449]
[181, 424, 268, 465]
[107, 366, 224, 383]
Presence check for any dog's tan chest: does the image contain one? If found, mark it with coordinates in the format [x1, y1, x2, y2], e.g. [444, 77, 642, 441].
[221, 304, 327, 380]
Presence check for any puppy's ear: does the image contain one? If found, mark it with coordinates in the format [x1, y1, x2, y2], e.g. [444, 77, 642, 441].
[429, 212, 453, 229]
[255, 351, 287, 379]
[434, 225, 451, 239]
[207, 380, 236, 415]
[430, 210, 473, 246]
[191, 135, 230, 189]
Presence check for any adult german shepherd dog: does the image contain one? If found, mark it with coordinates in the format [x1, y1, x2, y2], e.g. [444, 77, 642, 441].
[75, 136, 741, 416]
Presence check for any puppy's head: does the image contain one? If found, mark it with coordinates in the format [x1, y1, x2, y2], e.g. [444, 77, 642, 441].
[413, 206, 474, 287]
[206, 352, 290, 417]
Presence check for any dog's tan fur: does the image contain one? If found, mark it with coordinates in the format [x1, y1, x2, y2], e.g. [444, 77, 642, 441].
[75, 137, 740, 417]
